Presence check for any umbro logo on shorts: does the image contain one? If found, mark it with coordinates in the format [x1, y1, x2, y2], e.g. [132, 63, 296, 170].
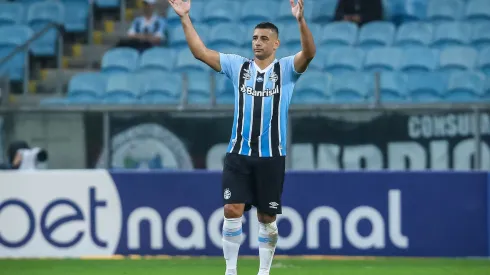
[269, 202, 279, 209]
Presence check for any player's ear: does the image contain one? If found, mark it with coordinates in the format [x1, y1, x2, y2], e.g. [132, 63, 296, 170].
[274, 39, 280, 50]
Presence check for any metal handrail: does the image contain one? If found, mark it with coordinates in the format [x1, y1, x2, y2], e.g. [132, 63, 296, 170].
[0, 22, 64, 95]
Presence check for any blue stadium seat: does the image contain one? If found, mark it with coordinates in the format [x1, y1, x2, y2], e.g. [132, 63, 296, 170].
[240, 1, 279, 25]
[169, 23, 209, 49]
[175, 49, 210, 72]
[95, 0, 120, 9]
[186, 71, 211, 104]
[65, 72, 107, 104]
[202, 1, 239, 26]
[208, 23, 244, 49]
[292, 71, 330, 104]
[104, 73, 140, 104]
[444, 71, 486, 102]
[471, 22, 490, 50]
[139, 71, 182, 104]
[426, 0, 464, 22]
[400, 47, 439, 72]
[330, 72, 374, 103]
[139, 47, 176, 72]
[279, 22, 320, 49]
[101, 47, 140, 74]
[439, 46, 478, 72]
[0, 25, 32, 81]
[432, 22, 471, 49]
[364, 48, 402, 72]
[358, 21, 396, 49]
[485, 76, 490, 99]
[27, 1, 64, 56]
[379, 72, 408, 102]
[63, 1, 89, 33]
[311, 0, 337, 24]
[0, 3, 24, 27]
[395, 22, 433, 48]
[465, 0, 490, 22]
[321, 22, 358, 48]
[478, 47, 490, 75]
[306, 49, 327, 73]
[406, 72, 447, 102]
[324, 47, 365, 74]
[167, 1, 204, 28]
[215, 73, 234, 104]
[399, 0, 427, 22]
[219, 47, 251, 60]
[275, 46, 298, 60]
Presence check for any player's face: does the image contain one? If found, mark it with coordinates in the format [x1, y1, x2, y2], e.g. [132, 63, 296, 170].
[252, 28, 280, 60]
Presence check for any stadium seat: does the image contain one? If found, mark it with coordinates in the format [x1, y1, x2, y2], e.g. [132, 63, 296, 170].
[185, 71, 211, 104]
[485, 76, 490, 99]
[65, 72, 107, 104]
[167, 1, 204, 28]
[445, 71, 486, 102]
[95, 0, 120, 9]
[219, 47, 251, 60]
[0, 25, 32, 81]
[139, 47, 176, 72]
[426, 0, 464, 22]
[395, 22, 433, 48]
[0, 3, 24, 27]
[104, 73, 140, 104]
[292, 71, 330, 104]
[139, 71, 182, 104]
[478, 47, 490, 75]
[432, 22, 471, 49]
[175, 49, 210, 72]
[63, 1, 89, 33]
[306, 49, 327, 73]
[208, 23, 245, 49]
[358, 21, 396, 49]
[406, 72, 447, 102]
[324, 47, 365, 74]
[27, 1, 64, 57]
[275, 46, 298, 60]
[364, 48, 402, 72]
[279, 23, 323, 49]
[101, 47, 140, 74]
[330, 72, 374, 103]
[465, 0, 490, 22]
[320, 22, 358, 48]
[400, 47, 439, 72]
[471, 22, 490, 50]
[240, 1, 279, 25]
[311, 0, 337, 24]
[202, 1, 239, 26]
[169, 23, 209, 49]
[399, 0, 427, 22]
[379, 72, 408, 102]
[439, 46, 478, 72]
[215, 73, 234, 104]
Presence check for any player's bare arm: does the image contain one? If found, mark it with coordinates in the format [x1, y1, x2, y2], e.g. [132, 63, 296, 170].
[291, 0, 316, 73]
[168, 0, 221, 72]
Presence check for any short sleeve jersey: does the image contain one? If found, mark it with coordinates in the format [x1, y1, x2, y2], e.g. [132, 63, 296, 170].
[218, 52, 303, 157]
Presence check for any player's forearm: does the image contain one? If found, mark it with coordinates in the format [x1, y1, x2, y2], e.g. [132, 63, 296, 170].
[297, 18, 316, 59]
[180, 14, 208, 60]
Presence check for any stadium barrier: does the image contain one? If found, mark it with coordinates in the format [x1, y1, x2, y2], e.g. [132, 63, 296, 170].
[0, 170, 489, 258]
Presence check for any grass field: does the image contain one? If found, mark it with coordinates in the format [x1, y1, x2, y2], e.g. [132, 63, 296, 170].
[1, 257, 489, 275]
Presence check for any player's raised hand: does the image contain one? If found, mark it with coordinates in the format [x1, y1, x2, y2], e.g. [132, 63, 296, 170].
[290, 0, 304, 21]
[168, 0, 191, 17]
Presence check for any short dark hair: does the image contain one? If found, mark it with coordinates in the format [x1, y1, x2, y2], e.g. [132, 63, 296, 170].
[254, 22, 279, 36]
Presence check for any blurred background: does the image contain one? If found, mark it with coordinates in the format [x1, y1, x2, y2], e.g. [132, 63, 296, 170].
[0, 0, 489, 171]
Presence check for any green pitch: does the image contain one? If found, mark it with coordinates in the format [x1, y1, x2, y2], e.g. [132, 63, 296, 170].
[1, 257, 489, 275]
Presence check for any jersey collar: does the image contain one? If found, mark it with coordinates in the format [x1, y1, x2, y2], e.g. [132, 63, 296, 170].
[253, 59, 278, 74]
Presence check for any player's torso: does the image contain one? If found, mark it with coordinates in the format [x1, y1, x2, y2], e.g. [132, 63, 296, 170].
[228, 59, 291, 157]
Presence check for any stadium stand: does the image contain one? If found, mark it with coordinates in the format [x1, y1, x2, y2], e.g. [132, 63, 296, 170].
[0, 0, 487, 106]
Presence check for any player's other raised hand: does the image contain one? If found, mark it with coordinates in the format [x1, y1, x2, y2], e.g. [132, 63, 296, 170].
[168, 0, 191, 17]
[290, 0, 304, 21]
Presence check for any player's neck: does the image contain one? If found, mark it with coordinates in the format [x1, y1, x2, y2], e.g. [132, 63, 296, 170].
[253, 56, 276, 70]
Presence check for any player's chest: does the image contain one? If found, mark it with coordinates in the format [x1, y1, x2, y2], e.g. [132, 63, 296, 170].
[238, 66, 281, 98]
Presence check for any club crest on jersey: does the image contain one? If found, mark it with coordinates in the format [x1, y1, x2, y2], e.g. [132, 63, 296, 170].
[242, 69, 251, 81]
[269, 71, 278, 83]
[240, 84, 280, 97]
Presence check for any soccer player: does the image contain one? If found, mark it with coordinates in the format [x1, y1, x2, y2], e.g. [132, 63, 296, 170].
[168, 0, 316, 274]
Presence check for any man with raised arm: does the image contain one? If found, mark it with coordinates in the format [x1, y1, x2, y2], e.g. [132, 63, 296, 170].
[168, 0, 316, 274]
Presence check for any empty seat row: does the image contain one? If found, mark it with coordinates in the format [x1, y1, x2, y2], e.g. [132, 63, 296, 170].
[100, 46, 490, 77]
[0, 0, 89, 33]
[40, 70, 490, 106]
[294, 71, 490, 104]
[0, 24, 60, 59]
[168, 21, 490, 52]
